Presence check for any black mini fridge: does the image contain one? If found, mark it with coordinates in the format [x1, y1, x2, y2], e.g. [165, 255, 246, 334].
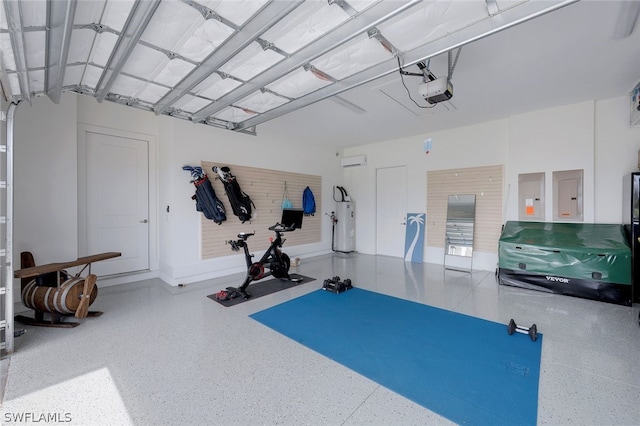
[623, 172, 640, 303]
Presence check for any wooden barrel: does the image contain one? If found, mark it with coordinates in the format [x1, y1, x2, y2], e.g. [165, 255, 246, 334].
[21, 277, 98, 315]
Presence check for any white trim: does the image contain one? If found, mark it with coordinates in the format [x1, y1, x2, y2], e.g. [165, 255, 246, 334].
[77, 124, 158, 274]
[3, 101, 19, 354]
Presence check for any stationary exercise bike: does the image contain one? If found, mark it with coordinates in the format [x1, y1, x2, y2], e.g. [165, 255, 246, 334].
[225, 223, 301, 299]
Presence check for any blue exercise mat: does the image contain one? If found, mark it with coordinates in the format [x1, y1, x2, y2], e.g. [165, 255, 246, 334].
[250, 288, 543, 425]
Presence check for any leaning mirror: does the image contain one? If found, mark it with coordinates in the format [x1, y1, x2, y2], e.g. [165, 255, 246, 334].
[444, 194, 476, 272]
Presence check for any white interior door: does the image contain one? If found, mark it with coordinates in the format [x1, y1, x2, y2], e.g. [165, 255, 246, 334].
[84, 130, 149, 276]
[376, 166, 407, 257]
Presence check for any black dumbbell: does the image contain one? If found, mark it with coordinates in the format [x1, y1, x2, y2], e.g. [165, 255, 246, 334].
[508, 318, 538, 342]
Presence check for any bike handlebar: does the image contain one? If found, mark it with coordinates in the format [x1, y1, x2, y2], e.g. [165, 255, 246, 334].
[227, 224, 293, 250]
[268, 222, 296, 232]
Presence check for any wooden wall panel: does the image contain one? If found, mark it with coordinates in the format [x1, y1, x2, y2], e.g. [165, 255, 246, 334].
[426, 165, 503, 254]
[199, 162, 321, 259]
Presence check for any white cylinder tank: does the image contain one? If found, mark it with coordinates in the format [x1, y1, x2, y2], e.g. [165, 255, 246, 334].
[334, 201, 356, 253]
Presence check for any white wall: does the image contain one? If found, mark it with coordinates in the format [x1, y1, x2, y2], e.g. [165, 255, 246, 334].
[10, 94, 343, 302]
[8, 93, 640, 300]
[506, 101, 595, 222]
[157, 116, 342, 284]
[13, 95, 79, 264]
[594, 96, 640, 223]
[343, 118, 509, 269]
[344, 97, 640, 271]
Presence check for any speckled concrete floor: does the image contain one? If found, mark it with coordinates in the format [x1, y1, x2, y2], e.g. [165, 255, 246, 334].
[2, 253, 639, 425]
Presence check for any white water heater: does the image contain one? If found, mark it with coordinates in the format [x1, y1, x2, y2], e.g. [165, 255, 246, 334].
[333, 187, 355, 253]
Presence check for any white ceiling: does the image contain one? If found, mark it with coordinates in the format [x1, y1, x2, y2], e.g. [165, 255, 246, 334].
[259, 0, 640, 147]
[1, 0, 639, 149]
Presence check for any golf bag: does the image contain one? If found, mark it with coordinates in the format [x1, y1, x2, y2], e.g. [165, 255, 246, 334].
[213, 166, 254, 223]
[182, 166, 226, 224]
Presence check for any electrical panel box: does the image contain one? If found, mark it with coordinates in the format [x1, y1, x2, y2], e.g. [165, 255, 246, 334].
[518, 172, 545, 221]
[553, 169, 583, 221]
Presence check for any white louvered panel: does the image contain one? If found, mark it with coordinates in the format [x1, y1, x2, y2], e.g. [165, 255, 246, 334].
[200, 161, 321, 260]
[426, 165, 503, 254]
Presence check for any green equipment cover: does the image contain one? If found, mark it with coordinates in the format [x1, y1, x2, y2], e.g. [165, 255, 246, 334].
[498, 221, 632, 306]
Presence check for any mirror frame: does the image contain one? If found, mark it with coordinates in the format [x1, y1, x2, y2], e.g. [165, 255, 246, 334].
[444, 194, 475, 272]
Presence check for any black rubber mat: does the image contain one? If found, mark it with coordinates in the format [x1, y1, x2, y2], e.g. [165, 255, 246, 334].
[207, 274, 315, 307]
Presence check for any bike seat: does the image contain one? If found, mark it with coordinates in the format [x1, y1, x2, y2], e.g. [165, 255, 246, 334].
[237, 232, 255, 240]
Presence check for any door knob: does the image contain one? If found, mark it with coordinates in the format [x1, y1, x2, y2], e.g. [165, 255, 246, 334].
[140, 219, 148, 223]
